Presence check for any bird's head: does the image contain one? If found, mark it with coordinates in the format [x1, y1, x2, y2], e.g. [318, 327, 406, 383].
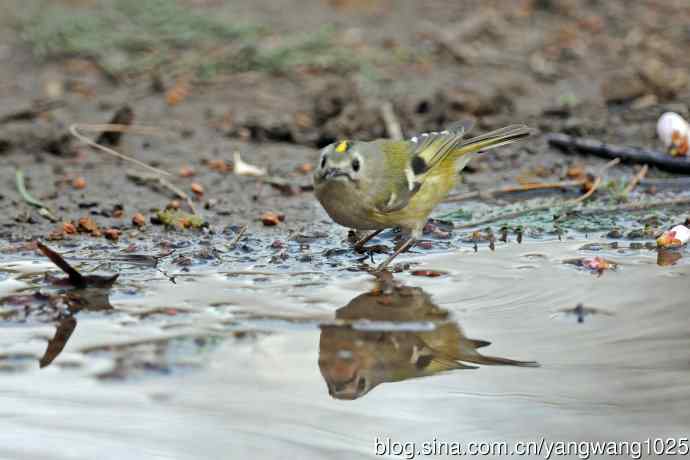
[313, 140, 365, 186]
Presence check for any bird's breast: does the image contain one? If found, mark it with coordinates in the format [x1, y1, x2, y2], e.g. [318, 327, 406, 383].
[314, 181, 385, 230]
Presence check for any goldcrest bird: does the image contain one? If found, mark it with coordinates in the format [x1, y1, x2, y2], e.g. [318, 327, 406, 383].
[313, 122, 534, 271]
[318, 276, 538, 400]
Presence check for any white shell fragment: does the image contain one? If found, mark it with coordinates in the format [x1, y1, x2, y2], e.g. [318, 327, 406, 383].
[656, 112, 689, 156]
[233, 152, 266, 177]
[656, 224, 690, 248]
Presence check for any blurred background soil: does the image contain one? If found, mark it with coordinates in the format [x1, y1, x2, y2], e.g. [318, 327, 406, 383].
[0, 0, 689, 240]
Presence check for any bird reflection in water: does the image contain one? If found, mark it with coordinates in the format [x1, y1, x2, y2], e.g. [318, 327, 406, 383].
[318, 273, 538, 400]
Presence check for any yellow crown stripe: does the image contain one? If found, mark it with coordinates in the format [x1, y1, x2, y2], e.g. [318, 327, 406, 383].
[335, 141, 349, 153]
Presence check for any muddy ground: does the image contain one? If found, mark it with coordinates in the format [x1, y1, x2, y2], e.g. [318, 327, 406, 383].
[2, 3, 690, 459]
[1, 0, 689, 247]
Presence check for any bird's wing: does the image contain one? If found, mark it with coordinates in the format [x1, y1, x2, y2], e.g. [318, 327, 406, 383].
[373, 141, 420, 213]
[409, 123, 533, 178]
[374, 122, 470, 213]
[373, 122, 533, 214]
[407, 121, 471, 175]
[415, 344, 479, 373]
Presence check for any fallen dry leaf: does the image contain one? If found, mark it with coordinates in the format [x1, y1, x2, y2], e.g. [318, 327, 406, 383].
[416, 241, 433, 250]
[566, 164, 585, 179]
[72, 177, 87, 190]
[234, 152, 266, 177]
[132, 213, 146, 227]
[670, 131, 689, 156]
[179, 166, 195, 177]
[656, 224, 690, 248]
[207, 159, 232, 173]
[261, 211, 285, 226]
[293, 111, 313, 129]
[165, 79, 190, 106]
[62, 222, 77, 235]
[47, 229, 65, 241]
[191, 183, 204, 197]
[104, 228, 121, 241]
[423, 222, 451, 239]
[166, 200, 181, 210]
[296, 163, 314, 174]
[77, 217, 101, 236]
[582, 256, 610, 272]
[563, 256, 616, 276]
[410, 269, 447, 277]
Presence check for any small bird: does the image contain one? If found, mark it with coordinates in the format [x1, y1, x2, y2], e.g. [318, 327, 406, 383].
[318, 275, 538, 400]
[313, 122, 534, 270]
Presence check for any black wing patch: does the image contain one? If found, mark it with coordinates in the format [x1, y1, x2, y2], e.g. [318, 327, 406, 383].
[410, 156, 428, 175]
[408, 121, 472, 174]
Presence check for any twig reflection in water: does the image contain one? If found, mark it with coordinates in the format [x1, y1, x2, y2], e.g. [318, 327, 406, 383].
[318, 273, 538, 400]
[35, 242, 118, 368]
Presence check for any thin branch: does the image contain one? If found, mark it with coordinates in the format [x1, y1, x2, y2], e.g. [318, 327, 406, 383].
[569, 158, 620, 204]
[623, 164, 649, 195]
[126, 170, 197, 215]
[228, 225, 248, 248]
[73, 123, 168, 136]
[69, 123, 171, 177]
[547, 132, 690, 174]
[455, 159, 621, 228]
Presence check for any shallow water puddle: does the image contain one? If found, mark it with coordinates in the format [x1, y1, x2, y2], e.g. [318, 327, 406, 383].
[0, 239, 689, 459]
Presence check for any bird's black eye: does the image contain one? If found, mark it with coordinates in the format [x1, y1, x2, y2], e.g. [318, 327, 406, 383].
[320, 155, 327, 169]
[351, 158, 360, 172]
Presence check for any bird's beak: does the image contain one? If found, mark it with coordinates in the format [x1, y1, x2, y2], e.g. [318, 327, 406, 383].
[322, 168, 351, 180]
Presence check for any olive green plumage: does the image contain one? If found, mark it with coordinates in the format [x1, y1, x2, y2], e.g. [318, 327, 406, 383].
[313, 122, 534, 270]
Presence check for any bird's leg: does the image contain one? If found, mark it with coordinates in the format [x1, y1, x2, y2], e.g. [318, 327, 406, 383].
[375, 237, 416, 272]
[353, 229, 384, 252]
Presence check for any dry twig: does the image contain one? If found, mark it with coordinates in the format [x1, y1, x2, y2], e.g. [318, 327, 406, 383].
[455, 159, 621, 229]
[126, 170, 197, 215]
[623, 165, 649, 195]
[568, 158, 620, 204]
[228, 225, 248, 248]
[69, 123, 171, 177]
[547, 133, 690, 174]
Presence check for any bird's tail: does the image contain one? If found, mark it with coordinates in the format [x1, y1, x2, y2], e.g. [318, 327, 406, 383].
[454, 124, 534, 157]
[465, 353, 540, 367]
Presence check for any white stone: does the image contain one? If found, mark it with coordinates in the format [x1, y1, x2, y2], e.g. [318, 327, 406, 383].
[657, 112, 688, 148]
